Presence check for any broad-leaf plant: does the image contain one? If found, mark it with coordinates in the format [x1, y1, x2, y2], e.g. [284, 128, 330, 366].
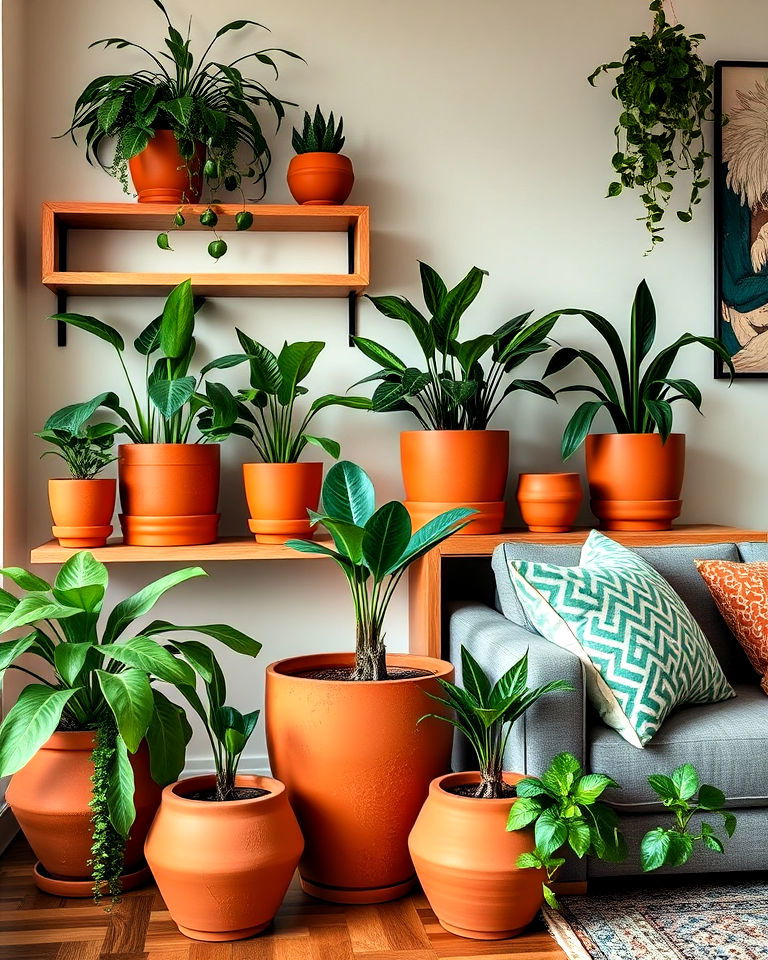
[35, 422, 120, 480]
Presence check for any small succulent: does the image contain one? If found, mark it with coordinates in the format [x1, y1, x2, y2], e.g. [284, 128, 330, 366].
[292, 106, 345, 154]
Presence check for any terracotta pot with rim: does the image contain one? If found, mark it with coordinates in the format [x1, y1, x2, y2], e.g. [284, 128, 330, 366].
[48, 477, 116, 547]
[516, 472, 582, 533]
[6, 731, 160, 896]
[118, 443, 220, 546]
[287, 152, 354, 205]
[242, 462, 323, 544]
[585, 433, 685, 531]
[128, 129, 205, 203]
[409, 771, 545, 940]
[265, 652, 454, 904]
[144, 774, 303, 942]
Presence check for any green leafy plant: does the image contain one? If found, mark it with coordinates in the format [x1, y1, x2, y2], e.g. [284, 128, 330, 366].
[420, 645, 571, 799]
[288, 461, 473, 680]
[35, 423, 119, 480]
[0, 551, 260, 902]
[292, 106, 345, 154]
[589, 0, 713, 249]
[542, 280, 735, 459]
[506, 752, 626, 909]
[641, 763, 737, 871]
[355, 262, 557, 429]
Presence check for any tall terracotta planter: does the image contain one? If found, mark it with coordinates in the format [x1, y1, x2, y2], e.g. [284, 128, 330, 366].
[287, 152, 354, 205]
[516, 473, 582, 533]
[265, 652, 454, 904]
[409, 772, 544, 940]
[145, 774, 303, 941]
[585, 433, 685, 531]
[118, 443, 220, 546]
[128, 130, 205, 203]
[6, 732, 160, 896]
[401, 430, 509, 535]
[242, 462, 322, 544]
[48, 478, 116, 548]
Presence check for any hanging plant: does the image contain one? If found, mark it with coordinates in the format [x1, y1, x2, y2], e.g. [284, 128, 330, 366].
[589, 0, 713, 250]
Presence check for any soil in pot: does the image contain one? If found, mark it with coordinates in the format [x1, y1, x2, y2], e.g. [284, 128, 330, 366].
[186, 786, 270, 802]
[294, 664, 432, 682]
[444, 782, 518, 799]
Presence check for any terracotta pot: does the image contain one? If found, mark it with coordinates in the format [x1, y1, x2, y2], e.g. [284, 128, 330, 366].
[145, 774, 303, 941]
[516, 473, 582, 533]
[48, 478, 116, 547]
[118, 443, 220, 546]
[265, 652, 454, 904]
[6, 732, 160, 896]
[287, 153, 354, 205]
[585, 433, 685, 531]
[128, 130, 205, 203]
[243, 462, 323, 544]
[409, 772, 545, 940]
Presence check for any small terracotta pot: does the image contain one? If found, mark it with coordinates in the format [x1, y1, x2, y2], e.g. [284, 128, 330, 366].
[409, 772, 545, 940]
[6, 732, 160, 895]
[48, 478, 116, 547]
[145, 774, 303, 942]
[118, 443, 220, 546]
[128, 130, 205, 203]
[585, 433, 685, 531]
[243, 462, 323, 544]
[265, 652, 454, 904]
[516, 473, 582, 533]
[287, 153, 354, 205]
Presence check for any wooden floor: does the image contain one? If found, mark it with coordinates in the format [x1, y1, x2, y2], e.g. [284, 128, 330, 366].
[0, 836, 565, 960]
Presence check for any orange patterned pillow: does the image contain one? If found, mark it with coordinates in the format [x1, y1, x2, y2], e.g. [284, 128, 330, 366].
[696, 560, 768, 695]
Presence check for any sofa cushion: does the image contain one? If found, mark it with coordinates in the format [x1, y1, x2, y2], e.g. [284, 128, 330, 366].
[590, 684, 768, 811]
[738, 541, 768, 562]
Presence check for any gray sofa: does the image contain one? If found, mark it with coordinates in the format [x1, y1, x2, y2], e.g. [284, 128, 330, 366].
[449, 539, 768, 880]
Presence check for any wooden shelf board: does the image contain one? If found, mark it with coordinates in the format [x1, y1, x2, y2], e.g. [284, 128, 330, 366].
[42, 272, 368, 298]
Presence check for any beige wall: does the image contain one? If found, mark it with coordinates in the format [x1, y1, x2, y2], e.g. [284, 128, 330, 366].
[7, 0, 768, 770]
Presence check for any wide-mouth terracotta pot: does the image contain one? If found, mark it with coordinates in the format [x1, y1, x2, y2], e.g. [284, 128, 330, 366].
[243, 462, 323, 544]
[409, 771, 544, 940]
[144, 774, 303, 942]
[6, 731, 160, 896]
[128, 129, 205, 204]
[287, 152, 354, 205]
[265, 652, 454, 904]
[48, 477, 116, 547]
[516, 472, 582, 533]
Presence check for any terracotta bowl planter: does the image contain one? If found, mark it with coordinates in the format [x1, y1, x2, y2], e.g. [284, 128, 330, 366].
[409, 772, 544, 940]
[243, 462, 323, 544]
[128, 130, 205, 204]
[400, 430, 509, 535]
[265, 652, 454, 904]
[118, 443, 220, 546]
[287, 153, 354, 205]
[48, 478, 116, 548]
[585, 433, 685, 531]
[6, 732, 160, 896]
[516, 473, 582, 533]
[145, 774, 303, 942]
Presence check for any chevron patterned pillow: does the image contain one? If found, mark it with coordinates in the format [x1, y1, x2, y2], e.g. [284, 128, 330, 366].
[507, 530, 735, 747]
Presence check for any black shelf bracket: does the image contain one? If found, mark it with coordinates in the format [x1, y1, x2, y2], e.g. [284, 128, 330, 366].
[347, 225, 357, 347]
[56, 225, 69, 346]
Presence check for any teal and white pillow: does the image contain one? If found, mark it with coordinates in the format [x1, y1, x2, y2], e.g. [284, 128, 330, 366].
[507, 530, 735, 747]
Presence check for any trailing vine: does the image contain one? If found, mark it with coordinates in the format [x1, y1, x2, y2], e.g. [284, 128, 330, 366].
[589, 0, 713, 251]
[88, 718, 126, 909]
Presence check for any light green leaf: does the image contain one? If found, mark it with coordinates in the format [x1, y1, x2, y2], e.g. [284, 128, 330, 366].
[146, 688, 191, 786]
[101, 637, 195, 686]
[159, 279, 195, 359]
[103, 567, 207, 645]
[48, 314, 124, 352]
[0, 686, 78, 776]
[143, 621, 261, 658]
[321, 460, 376, 526]
[97, 668, 154, 752]
[506, 796, 543, 830]
[361, 501, 412, 580]
[0, 595, 82, 633]
[640, 826, 671, 871]
[53, 551, 108, 614]
[671, 763, 699, 801]
[304, 435, 341, 459]
[0, 568, 51, 592]
[534, 807, 568, 857]
[54, 642, 96, 686]
[106, 734, 136, 837]
[148, 376, 196, 418]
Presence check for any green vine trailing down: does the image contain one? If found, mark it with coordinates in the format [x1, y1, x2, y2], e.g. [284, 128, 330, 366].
[589, 0, 714, 250]
[89, 718, 126, 907]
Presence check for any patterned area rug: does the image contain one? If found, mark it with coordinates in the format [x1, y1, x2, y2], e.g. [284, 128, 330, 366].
[544, 880, 768, 959]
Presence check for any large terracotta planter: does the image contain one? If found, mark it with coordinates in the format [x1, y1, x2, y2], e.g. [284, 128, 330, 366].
[6, 732, 160, 896]
[516, 473, 582, 533]
[48, 478, 116, 547]
[145, 774, 303, 941]
[401, 430, 509, 535]
[585, 433, 685, 531]
[243, 462, 322, 544]
[287, 152, 354, 205]
[265, 652, 454, 904]
[128, 130, 205, 203]
[409, 772, 544, 940]
[118, 443, 220, 546]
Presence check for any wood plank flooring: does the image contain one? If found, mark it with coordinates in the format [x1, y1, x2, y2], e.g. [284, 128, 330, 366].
[0, 836, 565, 960]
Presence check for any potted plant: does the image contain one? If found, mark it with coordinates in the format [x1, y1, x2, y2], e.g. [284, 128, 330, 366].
[62, 0, 302, 205]
[408, 646, 572, 940]
[46, 280, 244, 546]
[287, 106, 353, 205]
[543, 280, 734, 530]
[36, 421, 120, 547]
[355, 261, 557, 534]
[515, 473, 582, 533]
[265, 461, 473, 903]
[0, 551, 260, 900]
[145, 648, 303, 941]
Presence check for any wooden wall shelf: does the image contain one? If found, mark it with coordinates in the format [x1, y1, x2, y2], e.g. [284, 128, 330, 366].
[30, 536, 333, 564]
